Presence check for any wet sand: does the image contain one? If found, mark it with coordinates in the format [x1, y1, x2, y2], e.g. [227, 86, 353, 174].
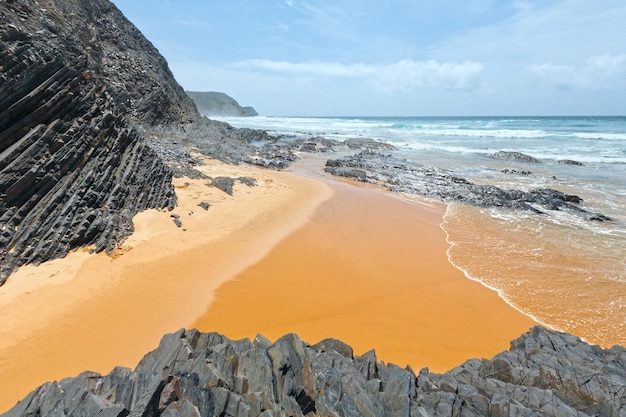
[0, 159, 537, 411]
[194, 174, 537, 372]
[442, 203, 626, 348]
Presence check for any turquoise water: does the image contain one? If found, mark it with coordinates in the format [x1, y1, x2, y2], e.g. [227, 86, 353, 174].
[215, 115, 626, 346]
[216, 115, 626, 162]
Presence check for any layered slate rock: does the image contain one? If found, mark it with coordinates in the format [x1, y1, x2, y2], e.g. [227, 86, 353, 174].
[325, 152, 612, 221]
[0, 0, 200, 283]
[7, 327, 625, 417]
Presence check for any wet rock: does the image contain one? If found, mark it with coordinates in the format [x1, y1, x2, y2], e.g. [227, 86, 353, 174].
[344, 138, 397, 151]
[326, 167, 368, 180]
[325, 152, 612, 222]
[491, 151, 541, 163]
[533, 188, 583, 204]
[7, 327, 625, 417]
[587, 213, 613, 222]
[502, 168, 533, 175]
[559, 159, 584, 166]
[300, 142, 321, 152]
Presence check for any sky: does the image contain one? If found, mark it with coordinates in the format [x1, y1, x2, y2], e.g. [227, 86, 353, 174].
[110, 0, 626, 116]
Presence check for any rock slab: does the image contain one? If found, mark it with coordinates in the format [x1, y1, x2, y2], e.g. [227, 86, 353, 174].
[0, 0, 200, 283]
[6, 327, 625, 417]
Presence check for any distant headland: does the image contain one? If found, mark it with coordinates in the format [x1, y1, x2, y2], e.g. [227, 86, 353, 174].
[186, 91, 259, 117]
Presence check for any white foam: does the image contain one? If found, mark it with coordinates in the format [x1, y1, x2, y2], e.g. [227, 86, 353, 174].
[215, 116, 626, 165]
[571, 132, 626, 141]
[439, 203, 554, 329]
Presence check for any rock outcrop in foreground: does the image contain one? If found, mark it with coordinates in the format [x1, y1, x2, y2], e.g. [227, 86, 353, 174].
[7, 327, 625, 417]
[0, 0, 200, 283]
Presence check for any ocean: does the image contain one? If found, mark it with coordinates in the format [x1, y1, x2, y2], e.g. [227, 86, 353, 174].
[214, 115, 625, 347]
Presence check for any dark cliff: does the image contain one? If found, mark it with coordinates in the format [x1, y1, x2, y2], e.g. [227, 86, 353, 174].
[0, 0, 201, 283]
[6, 326, 625, 417]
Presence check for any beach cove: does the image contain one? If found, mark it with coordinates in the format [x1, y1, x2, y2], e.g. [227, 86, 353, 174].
[0, 157, 536, 412]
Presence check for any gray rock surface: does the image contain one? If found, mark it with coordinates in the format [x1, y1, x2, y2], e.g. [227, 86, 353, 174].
[209, 177, 257, 196]
[490, 151, 541, 163]
[0, 0, 203, 283]
[325, 152, 612, 221]
[6, 326, 625, 417]
[187, 92, 258, 117]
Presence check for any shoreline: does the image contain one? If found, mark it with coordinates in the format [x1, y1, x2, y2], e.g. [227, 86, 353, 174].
[440, 204, 550, 328]
[440, 202, 625, 348]
[0, 156, 536, 411]
[193, 164, 537, 372]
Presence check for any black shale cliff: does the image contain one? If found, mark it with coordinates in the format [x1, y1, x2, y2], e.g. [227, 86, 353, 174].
[0, 0, 200, 283]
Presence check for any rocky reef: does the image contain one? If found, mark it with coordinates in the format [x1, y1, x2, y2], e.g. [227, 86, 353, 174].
[0, 0, 200, 283]
[6, 326, 625, 417]
[187, 92, 258, 117]
[325, 151, 612, 222]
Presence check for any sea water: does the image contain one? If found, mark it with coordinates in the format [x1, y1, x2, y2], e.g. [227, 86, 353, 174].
[214, 115, 626, 347]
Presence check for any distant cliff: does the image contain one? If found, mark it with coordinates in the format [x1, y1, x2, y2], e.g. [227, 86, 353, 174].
[187, 91, 258, 117]
[0, 0, 200, 283]
[7, 326, 625, 417]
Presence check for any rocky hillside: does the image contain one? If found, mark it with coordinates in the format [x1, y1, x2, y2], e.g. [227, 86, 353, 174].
[6, 326, 625, 417]
[187, 91, 258, 117]
[0, 0, 201, 283]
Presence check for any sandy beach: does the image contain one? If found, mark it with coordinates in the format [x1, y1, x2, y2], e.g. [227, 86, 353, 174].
[0, 158, 536, 412]
[194, 170, 537, 371]
[0, 158, 331, 410]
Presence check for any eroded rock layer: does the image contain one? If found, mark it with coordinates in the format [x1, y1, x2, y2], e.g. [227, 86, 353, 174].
[0, 0, 200, 283]
[7, 327, 625, 417]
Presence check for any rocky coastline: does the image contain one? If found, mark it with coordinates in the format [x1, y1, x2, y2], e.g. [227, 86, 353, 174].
[0, 0, 270, 282]
[2, 1, 623, 416]
[1, 0, 612, 283]
[323, 150, 612, 222]
[0, 0, 196, 283]
[6, 326, 625, 417]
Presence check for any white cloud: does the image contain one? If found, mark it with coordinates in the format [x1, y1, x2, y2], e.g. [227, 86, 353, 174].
[433, 1, 626, 64]
[231, 59, 484, 92]
[530, 54, 626, 90]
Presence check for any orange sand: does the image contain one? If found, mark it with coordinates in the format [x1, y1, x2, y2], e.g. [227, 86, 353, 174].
[0, 158, 331, 412]
[0, 158, 536, 412]
[194, 177, 537, 371]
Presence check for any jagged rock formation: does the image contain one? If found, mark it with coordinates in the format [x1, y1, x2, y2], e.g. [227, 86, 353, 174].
[187, 91, 258, 117]
[7, 327, 625, 417]
[0, 0, 201, 283]
[325, 152, 612, 221]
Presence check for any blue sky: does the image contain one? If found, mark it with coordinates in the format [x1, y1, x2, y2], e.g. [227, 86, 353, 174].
[110, 0, 626, 116]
